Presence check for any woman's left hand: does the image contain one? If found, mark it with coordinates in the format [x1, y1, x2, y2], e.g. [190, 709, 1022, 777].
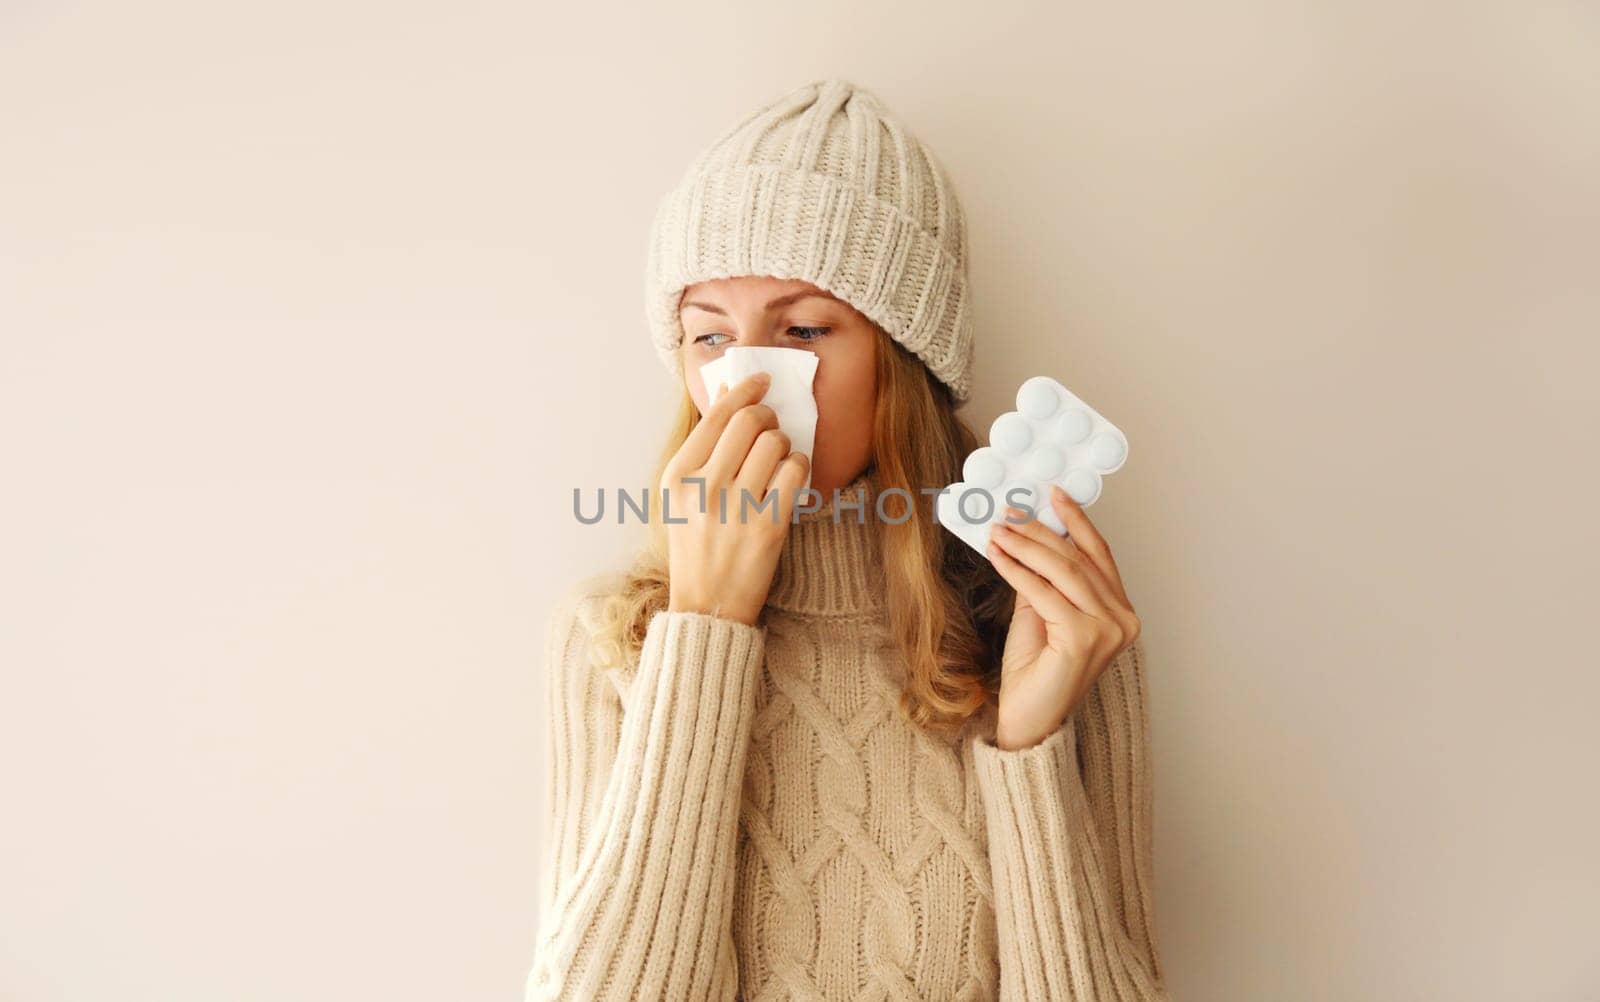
[986, 483, 1142, 751]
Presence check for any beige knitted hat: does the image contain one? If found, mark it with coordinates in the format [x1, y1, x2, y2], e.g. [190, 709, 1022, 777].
[644, 78, 976, 403]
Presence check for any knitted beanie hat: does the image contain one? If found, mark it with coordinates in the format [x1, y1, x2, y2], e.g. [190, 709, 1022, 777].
[644, 78, 976, 403]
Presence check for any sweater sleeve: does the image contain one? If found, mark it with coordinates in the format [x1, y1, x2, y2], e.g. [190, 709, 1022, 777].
[968, 636, 1168, 1001]
[523, 594, 767, 1002]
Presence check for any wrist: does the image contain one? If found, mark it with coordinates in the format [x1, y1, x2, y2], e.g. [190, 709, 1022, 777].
[995, 706, 1070, 752]
[668, 592, 760, 627]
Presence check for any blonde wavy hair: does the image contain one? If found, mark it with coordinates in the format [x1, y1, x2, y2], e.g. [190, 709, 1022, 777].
[578, 325, 1015, 739]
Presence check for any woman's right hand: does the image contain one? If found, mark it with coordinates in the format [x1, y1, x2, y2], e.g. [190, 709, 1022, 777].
[661, 370, 812, 626]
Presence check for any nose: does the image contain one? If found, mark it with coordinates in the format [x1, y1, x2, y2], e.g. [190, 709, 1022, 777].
[739, 321, 778, 348]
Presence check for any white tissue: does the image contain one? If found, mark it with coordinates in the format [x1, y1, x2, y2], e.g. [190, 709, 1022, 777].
[698, 346, 820, 492]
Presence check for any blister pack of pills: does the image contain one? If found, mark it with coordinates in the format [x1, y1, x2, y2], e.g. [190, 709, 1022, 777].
[936, 375, 1129, 557]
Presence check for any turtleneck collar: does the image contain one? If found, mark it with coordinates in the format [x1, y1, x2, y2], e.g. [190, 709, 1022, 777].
[765, 468, 887, 617]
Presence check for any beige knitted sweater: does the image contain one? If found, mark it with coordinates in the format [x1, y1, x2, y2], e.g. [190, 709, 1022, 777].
[525, 474, 1167, 1001]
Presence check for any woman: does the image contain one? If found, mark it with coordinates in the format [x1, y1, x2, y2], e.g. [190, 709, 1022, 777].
[525, 78, 1167, 1002]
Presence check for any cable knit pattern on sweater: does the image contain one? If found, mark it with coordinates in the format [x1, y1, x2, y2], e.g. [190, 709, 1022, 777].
[525, 473, 1167, 1001]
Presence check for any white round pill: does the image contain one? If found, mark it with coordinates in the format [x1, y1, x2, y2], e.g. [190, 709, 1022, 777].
[1089, 432, 1127, 471]
[1016, 377, 1061, 419]
[990, 412, 1033, 455]
[1052, 407, 1093, 445]
[962, 447, 1006, 489]
[1026, 444, 1066, 480]
[1062, 468, 1101, 505]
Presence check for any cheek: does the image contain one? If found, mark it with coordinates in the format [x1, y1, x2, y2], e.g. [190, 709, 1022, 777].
[813, 358, 876, 431]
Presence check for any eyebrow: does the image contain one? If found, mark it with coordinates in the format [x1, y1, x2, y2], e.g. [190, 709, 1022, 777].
[680, 290, 837, 317]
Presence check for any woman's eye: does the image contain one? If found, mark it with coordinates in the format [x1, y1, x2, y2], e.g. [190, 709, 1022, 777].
[693, 327, 829, 346]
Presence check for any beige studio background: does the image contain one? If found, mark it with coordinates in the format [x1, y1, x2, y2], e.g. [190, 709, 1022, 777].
[3, 1, 1597, 1000]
